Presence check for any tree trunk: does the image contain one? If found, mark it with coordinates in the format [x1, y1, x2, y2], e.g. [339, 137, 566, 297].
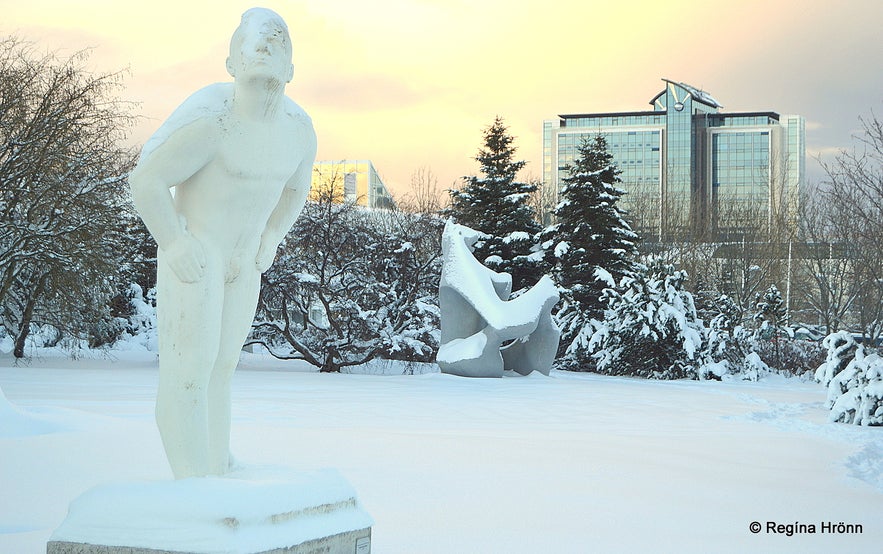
[13, 274, 48, 359]
[320, 347, 340, 373]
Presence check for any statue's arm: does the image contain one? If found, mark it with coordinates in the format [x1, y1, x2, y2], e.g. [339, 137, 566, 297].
[129, 119, 216, 282]
[255, 124, 317, 272]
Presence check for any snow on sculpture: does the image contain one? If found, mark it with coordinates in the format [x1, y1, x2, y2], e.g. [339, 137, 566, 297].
[436, 221, 560, 377]
[129, 8, 317, 478]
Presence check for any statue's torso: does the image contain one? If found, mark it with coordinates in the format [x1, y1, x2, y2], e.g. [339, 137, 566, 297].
[175, 113, 310, 259]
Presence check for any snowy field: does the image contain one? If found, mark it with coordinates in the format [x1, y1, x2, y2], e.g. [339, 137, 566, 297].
[1, 349, 882, 553]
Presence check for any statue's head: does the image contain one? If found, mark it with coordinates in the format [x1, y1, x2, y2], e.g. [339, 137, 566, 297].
[226, 8, 294, 85]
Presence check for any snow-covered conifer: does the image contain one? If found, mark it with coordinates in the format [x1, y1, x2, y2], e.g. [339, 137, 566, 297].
[588, 260, 706, 379]
[754, 285, 788, 333]
[815, 331, 859, 387]
[823, 343, 883, 426]
[815, 331, 882, 426]
[445, 117, 542, 292]
[754, 284, 790, 368]
[542, 135, 638, 369]
[701, 293, 756, 380]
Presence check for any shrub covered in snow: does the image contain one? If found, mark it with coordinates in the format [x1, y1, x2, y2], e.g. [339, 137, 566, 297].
[588, 260, 706, 379]
[826, 349, 883, 426]
[699, 294, 754, 380]
[815, 331, 859, 385]
[252, 196, 442, 372]
[750, 336, 825, 379]
[816, 331, 883, 425]
[737, 351, 771, 382]
[112, 284, 158, 352]
[695, 288, 825, 381]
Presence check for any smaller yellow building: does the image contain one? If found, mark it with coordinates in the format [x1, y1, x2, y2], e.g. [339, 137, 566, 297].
[311, 160, 395, 209]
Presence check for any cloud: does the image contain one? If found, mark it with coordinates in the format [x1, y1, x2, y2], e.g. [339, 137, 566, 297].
[7, 0, 883, 201]
[808, 146, 844, 158]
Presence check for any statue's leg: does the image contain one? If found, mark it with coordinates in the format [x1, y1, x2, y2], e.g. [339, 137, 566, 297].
[155, 256, 224, 479]
[206, 267, 262, 475]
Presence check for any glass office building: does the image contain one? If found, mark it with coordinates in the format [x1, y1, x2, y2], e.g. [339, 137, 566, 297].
[311, 160, 396, 209]
[543, 79, 805, 240]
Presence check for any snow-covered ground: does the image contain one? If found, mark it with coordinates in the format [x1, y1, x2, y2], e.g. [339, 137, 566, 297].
[1, 349, 881, 553]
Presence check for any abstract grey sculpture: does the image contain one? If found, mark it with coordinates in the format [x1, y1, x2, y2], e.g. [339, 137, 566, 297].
[436, 222, 560, 377]
[129, 8, 316, 478]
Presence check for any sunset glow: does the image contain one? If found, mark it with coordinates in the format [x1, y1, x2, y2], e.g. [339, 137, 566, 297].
[3, 0, 881, 197]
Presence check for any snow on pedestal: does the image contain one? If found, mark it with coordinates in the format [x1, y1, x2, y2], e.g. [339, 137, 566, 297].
[47, 467, 373, 554]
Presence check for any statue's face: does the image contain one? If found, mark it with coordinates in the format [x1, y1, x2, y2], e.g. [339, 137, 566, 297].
[227, 11, 294, 84]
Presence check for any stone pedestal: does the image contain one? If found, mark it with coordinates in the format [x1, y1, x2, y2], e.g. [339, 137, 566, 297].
[46, 468, 372, 554]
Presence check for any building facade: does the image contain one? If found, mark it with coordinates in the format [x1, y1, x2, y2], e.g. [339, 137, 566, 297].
[543, 79, 805, 240]
[311, 160, 396, 209]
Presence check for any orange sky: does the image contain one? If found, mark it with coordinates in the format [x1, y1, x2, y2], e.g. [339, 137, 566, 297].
[3, 0, 882, 199]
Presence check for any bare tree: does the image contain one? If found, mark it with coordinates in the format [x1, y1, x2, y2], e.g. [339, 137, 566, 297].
[0, 37, 138, 356]
[768, 150, 801, 240]
[309, 162, 349, 204]
[652, 191, 789, 328]
[791, 187, 857, 334]
[819, 114, 883, 344]
[397, 166, 448, 215]
[525, 173, 555, 227]
[618, 181, 664, 243]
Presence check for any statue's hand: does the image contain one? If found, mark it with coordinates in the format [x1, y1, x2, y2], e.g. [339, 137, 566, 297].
[164, 234, 206, 283]
[255, 239, 277, 273]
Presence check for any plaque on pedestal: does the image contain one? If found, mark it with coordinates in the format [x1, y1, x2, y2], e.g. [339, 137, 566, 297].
[46, 468, 372, 554]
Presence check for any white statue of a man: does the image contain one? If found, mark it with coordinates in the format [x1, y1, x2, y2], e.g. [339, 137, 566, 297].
[130, 8, 316, 479]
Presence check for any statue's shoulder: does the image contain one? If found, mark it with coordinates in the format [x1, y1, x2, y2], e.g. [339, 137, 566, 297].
[139, 83, 232, 162]
[282, 97, 316, 136]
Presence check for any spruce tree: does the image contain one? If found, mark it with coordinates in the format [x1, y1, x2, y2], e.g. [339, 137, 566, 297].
[446, 116, 542, 292]
[544, 135, 638, 367]
[754, 284, 789, 367]
[589, 260, 706, 379]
